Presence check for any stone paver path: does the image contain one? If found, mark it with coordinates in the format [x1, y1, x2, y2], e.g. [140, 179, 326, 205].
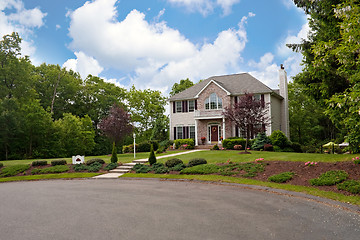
[93, 149, 205, 179]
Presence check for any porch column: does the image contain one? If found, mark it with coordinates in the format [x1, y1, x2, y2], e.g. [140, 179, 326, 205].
[222, 117, 226, 140]
[195, 119, 198, 146]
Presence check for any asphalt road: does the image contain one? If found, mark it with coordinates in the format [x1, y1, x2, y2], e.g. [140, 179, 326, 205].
[1, 179, 360, 240]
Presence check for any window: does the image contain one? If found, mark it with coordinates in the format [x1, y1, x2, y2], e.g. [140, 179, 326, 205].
[176, 101, 182, 113]
[205, 93, 222, 110]
[254, 94, 261, 101]
[176, 126, 183, 139]
[188, 100, 195, 112]
[190, 126, 195, 139]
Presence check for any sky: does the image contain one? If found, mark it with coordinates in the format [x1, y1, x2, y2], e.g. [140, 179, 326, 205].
[1, 0, 309, 95]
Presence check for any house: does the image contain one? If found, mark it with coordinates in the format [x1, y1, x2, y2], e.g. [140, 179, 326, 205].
[168, 65, 289, 146]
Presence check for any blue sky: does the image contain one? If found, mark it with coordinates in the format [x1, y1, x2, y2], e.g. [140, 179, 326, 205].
[1, 0, 308, 94]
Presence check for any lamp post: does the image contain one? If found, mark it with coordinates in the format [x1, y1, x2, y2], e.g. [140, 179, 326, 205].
[133, 133, 136, 158]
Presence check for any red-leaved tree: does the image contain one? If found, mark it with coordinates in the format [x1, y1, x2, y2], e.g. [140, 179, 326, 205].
[223, 93, 269, 152]
[99, 104, 133, 162]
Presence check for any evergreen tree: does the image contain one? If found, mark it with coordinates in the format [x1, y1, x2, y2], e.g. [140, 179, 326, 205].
[110, 142, 118, 163]
[148, 144, 156, 166]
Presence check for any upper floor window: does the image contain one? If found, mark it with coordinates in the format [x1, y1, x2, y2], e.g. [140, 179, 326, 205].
[205, 93, 222, 110]
[176, 101, 182, 112]
[188, 100, 195, 112]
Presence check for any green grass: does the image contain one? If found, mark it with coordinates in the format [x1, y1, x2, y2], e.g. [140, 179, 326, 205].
[0, 150, 186, 166]
[0, 173, 100, 182]
[121, 173, 360, 206]
[156, 150, 359, 164]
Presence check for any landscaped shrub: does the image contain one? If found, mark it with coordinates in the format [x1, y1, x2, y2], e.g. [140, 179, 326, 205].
[133, 163, 144, 171]
[165, 158, 183, 168]
[51, 160, 67, 166]
[159, 140, 173, 149]
[169, 163, 186, 171]
[111, 142, 118, 163]
[268, 172, 294, 183]
[31, 161, 48, 166]
[85, 158, 105, 165]
[148, 145, 157, 165]
[0, 164, 30, 177]
[87, 162, 102, 172]
[122, 144, 138, 153]
[188, 158, 207, 167]
[137, 142, 151, 152]
[32, 165, 70, 174]
[154, 166, 169, 174]
[352, 157, 360, 164]
[104, 162, 118, 171]
[337, 180, 360, 194]
[264, 144, 273, 151]
[212, 144, 219, 150]
[73, 164, 89, 172]
[174, 139, 195, 149]
[135, 164, 151, 173]
[252, 132, 271, 150]
[222, 138, 246, 150]
[309, 170, 349, 186]
[181, 164, 220, 174]
[269, 130, 290, 149]
[240, 162, 265, 177]
[291, 142, 302, 153]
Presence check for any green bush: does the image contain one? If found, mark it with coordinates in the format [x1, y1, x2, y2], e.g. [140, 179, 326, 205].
[212, 144, 219, 150]
[122, 144, 138, 153]
[240, 162, 265, 177]
[110, 142, 118, 163]
[133, 163, 144, 171]
[268, 172, 294, 183]
[85, 158, 105, 165]
[337, 180, 360, 194]
[252, 132, 271, 150]
[169, 163, 186, 171]
[32, 161, 48, 166]
[154, 166, 169, 174]
[73, 164, 89, 172]
[87, 162, 102, 172]
[104, 162, 118, 171]
[222, 138, 246, 150]
[174, 139, 195, 149]
[269, 130, 289, 149]
[156, 146, 166, 154]
[135, 164, 151, 173]
[165, 158, 183, 168]
[159, 140, 173, 148]
[32, 165, 70, 174]
[181, 164, 220, 174]
[137, 142, 152, 152]
[148, 144, 157, 165]
[309, 170, 349, 186]
[264, 144, 273, 151]
[0, 164, 30, 177]
[291, 142, 302, 153]
[188, 158, 207, 167]
[0, 163, 3, 168]
[51, 160, 67, 166]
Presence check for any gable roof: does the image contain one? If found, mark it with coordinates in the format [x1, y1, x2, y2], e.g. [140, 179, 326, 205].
[169, 73, 277, 101]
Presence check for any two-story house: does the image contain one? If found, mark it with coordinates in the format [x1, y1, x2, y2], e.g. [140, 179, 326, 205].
[168, 65, 289, 146]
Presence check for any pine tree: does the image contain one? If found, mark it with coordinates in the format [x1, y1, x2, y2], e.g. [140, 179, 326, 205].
[110, 142, 118, 163]
[148, 144, 156, 165]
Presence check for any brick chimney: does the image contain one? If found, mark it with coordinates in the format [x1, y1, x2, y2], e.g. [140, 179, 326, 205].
[279, 64, 290, 139]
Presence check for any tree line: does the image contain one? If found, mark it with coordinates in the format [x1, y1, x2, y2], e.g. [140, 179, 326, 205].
[0, 32, 168, 160]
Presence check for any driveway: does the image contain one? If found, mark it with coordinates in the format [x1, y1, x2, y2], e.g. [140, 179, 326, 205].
[0, 179, 360, 240]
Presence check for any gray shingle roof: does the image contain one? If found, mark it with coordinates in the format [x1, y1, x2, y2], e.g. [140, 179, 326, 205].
[169, 73, 279, 101]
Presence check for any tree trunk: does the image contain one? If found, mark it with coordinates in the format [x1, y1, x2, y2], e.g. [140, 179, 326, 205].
[51, 73, 61, 114]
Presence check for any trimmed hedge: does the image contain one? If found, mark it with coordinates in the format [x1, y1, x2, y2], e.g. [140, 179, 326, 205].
[32, 161, 48, 166]
[51, 160, 67, 166]
[188, 158, 207, 167]
[181, 164, 220, 174]
[174, 139, 194, 149]
[222, 138, 246, 150]
[104, 162, 118, 171]
[123, 141, 159, 153]
[31, 165, 70, 175]
[165, 158, 183, 168]
[85, 158, 105, 165]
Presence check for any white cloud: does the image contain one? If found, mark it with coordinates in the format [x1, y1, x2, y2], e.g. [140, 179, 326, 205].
[277, 21, 310, 57]
[0, 0, 47, 63]
[248, 53, 279, 88]
[63, 51, 104, 79]
[167, 0, 240, 16]
[66, 0, 253, 93]
[56, 24, 61, 30]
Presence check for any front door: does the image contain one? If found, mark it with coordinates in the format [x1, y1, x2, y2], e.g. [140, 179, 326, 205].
[211, 125, 218, 142]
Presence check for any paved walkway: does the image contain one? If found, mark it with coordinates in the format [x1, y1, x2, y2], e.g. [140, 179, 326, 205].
[93, 149, 205, 179]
